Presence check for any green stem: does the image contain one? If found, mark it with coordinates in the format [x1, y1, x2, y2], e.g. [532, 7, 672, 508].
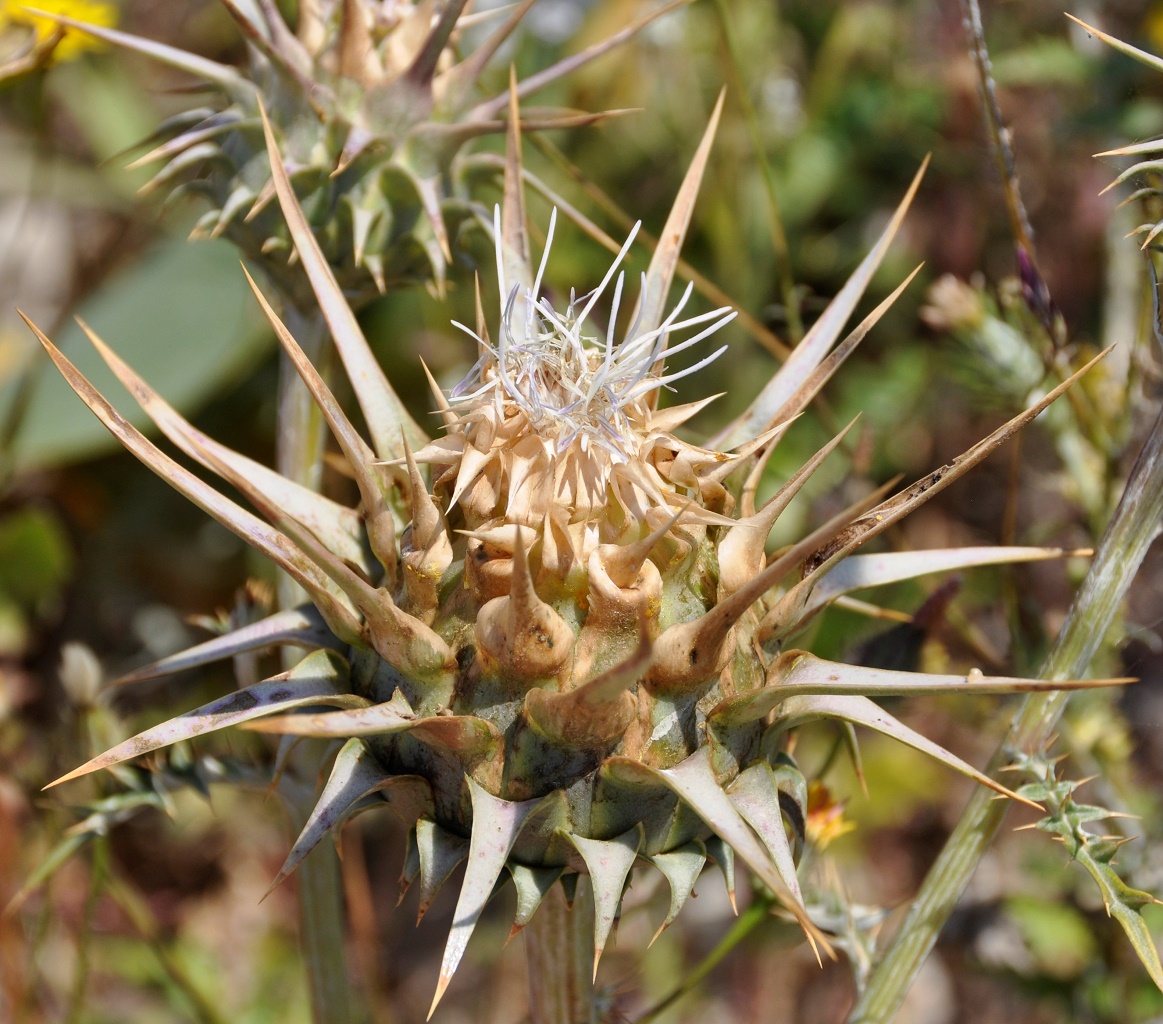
[274, 302, 356, 1024]
[634, 897, 770, 1023]
[276, 305, 330, 612]
[525, 879, 599, 1024]
[848, 393, 1163, 1023]
[287, 758, 356, 1024]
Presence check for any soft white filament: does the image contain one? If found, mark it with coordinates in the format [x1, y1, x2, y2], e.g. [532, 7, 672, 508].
[449, 206, 736, 462]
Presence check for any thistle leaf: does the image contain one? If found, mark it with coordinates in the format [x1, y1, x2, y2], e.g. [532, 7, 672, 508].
[649, 842, 706, 944]
[20, 313, 362, 640]
[703, 834, 736, 913]
[564, 824, 644, 979]
[799, 545, 1087, 622]
[711, 158, 929, 450]
[240, 269, 395, 527]
[1067, 15, 1163, 77]
[20, 9, 254, 94]
[501, 69, 533, 296]
[80, 320, 370, 572]
[767, 693, 1040, 807]
[429, 780, 541, 1018]
[727, 762, 803, 906]
[470, 0, 692, 121]
[608, 747, 826, 952]
[405, 0, 470, 86]
[415, 818, 470, 924]
[239, 695, 416, 737]
[1071, 840, 1163, 991]
[764, 265, 924, 430]
[508, 863, 564, 938]
[637, 90, 725, 350]
[762, 348, 1112, 638]
[271, 740, 426, 892]
[46, 651, 362, 788]
[258, 105, 427, 460]
[715, 653, 1127, 726]
[113, 605, 342, 687]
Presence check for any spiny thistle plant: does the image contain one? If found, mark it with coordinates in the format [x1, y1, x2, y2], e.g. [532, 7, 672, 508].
[35, 0, 681, 305]
[28, 103, 1123, 1015]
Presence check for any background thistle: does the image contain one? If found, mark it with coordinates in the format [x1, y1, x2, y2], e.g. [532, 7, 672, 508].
[41, 0, 681, 307]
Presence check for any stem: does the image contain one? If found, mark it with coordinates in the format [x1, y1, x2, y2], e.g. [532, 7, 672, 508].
[848, 394, 1163, 1024]
[273, 301, 356, 1024]
[276, 305, 330, 612]
[288, 761, 357, 1024]
[525, 879, 599, 1024]
[634, 898, 770, 1024]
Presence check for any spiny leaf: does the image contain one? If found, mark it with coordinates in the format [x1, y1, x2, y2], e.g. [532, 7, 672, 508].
[727, 763, 803, 906]
[764, 265, 924, 430]
[19, 313, 362, 640]
[564, 824, 643, 979]
[240, 269, 394, 524]
[271, 741, 429, 893]
[470, 0, 692, 121]
[415, 818, 470, 924]
[113, 605, 342, 687]
[438, 0, 538, 102]
[47, 651, 362, 788]
[429, 781, 541, 1018]
[257, 103, 427, 460]
[508, 863, 564, 939]
[715, 653, 1128, 726]
[405, 0, 470, 86]
[638, 90, 725, 355]
[501, 68, 533, 297]
[799, 545, 1088, 621]
[703, 834, 736, 914]
[1067, 15, 1163, 77]
[6, 832, 91, 913]
[1075, 843, 1163, 991]
[762, 348, 1112, 640]
[81, 320, 369, 572]
[20, 8, 254, 94]
[607, 747, 828, 956]
[767, 693, 1040, 807]
[648, 842, 706, 944]
[711, 158, 929, 450]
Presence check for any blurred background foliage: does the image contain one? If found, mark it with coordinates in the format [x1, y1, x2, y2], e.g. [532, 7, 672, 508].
[5, 0, 1163, 1021]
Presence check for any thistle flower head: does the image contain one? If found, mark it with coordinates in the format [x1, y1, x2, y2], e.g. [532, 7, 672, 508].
[424, 206, 735, 540]
[30, 104, 1115, 1014]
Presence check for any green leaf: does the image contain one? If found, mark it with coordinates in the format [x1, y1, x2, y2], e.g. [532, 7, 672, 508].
[10, 238, 270, 469]
[1074, 844, 1163, 992]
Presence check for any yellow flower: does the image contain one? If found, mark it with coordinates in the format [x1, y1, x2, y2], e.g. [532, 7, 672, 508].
[806, 781, 857, 850]
[0, 0, 117, 63]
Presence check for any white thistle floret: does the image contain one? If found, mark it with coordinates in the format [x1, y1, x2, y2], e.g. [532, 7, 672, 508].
[450, 206, 736, 464]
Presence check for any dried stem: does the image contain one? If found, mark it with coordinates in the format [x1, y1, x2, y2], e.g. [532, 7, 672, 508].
[847, 374, 1163, 1024]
